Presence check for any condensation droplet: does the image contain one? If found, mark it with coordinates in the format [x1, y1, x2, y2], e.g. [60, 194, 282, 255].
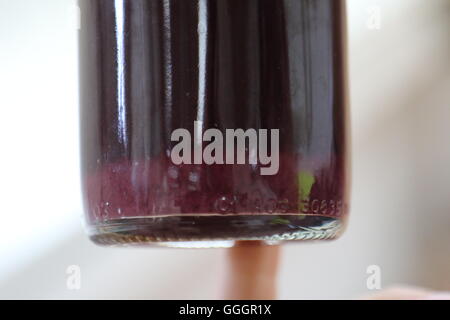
[265, 199, 277, 213]
[250, 191, 263, 211]
[215, 196, 233, 213]
[188, 171, 200, 183]
[168, 166, 179, 179]
[277, 199, 289, 213]
[93, 205, 102, 221]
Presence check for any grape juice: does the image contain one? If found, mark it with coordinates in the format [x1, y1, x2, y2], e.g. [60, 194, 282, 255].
[79, 0, 349, 247]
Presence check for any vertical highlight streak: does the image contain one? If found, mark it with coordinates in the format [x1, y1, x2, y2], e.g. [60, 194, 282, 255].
[196, 0, 208, 140]
[114, 0, 127, 147]
[163, 0, 173, 136]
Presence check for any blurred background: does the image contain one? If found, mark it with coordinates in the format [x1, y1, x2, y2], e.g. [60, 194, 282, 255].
[0, 0, 449, 299]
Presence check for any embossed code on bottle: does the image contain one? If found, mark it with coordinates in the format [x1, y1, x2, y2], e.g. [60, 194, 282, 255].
[300, 198, 345, 217]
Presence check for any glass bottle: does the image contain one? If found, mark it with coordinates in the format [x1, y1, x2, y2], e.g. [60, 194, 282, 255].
[79, 0, 350, 247]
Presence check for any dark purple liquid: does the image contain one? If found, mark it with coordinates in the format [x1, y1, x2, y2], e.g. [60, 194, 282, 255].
[79, 0, 349, 245]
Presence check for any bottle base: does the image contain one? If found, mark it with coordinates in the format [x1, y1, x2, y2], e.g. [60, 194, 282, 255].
[87, 214, 344, 247]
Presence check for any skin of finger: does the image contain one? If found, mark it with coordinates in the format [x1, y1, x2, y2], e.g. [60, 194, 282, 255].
[362, 286, 443, 300]
[224, 241, 281, 300]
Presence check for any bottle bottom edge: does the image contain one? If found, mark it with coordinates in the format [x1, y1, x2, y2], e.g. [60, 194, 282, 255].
[87, 214, 345, 247]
